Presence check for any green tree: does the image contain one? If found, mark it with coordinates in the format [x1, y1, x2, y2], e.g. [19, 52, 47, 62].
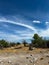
[33, 34, 39, 40]
[32, 34, 46, 48]
[0, 40, 9, 48]
[16, 42, 20, 45]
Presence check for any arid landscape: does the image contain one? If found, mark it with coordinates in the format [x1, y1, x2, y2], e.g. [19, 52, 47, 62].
[0, 45, 49, 65]
[0, 0, 49, 65]
[0, 34, 49, 65]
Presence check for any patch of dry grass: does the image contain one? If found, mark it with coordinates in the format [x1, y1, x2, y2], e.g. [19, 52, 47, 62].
[0, 44, 49, 54]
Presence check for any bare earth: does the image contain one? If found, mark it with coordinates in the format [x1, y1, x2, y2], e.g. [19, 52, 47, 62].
[0, 46, 49, 65]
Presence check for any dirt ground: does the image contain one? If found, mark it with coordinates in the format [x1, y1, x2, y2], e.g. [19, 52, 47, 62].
[0, 46, 49, 65]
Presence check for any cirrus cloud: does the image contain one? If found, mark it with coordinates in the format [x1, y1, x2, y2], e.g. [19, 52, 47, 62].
[0, 17, 49, 42]
[0, 17, 37, 32]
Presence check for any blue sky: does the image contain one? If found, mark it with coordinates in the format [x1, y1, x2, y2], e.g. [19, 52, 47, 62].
[0, 0, 49, 42]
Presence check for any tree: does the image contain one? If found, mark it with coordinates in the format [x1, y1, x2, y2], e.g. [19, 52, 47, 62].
[29, 44, 33, 50]
[33, 34, 39, 40]
[32, 34, 46, 48]
[22, 40, 28, 47]
[16, 42, 20, 45]
[0, 40, 9, 48]
[46, 40, 49, 48]
[32, 34, 40, 47]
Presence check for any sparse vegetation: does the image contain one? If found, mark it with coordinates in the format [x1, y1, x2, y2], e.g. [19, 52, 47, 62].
[22, 40, 28, 47]
[10, 42, 16, 47]
[0, 34, 49, 49]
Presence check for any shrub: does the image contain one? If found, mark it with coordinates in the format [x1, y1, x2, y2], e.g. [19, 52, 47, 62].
[10, 42, 16, 47]
[16, 42, 20, 45]
[0, 40, 9, 48]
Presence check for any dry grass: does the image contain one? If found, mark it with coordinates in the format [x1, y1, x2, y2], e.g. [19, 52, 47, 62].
[0, 44, 49, 54]
[0, 45, 49, 65]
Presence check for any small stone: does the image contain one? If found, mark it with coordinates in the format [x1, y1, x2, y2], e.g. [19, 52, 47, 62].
[29, 60, 33, 63]
[46, 55, 49, 57]
[26, 57, 29, 59]
[40, 51, 42, 53]
[8, 60, 12, 63]
[40, 58, 43, 60]
[48, 62, 49, 64]
[30, 54, 32, 56]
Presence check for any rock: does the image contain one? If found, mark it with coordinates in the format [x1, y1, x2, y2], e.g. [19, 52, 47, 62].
[48, 62, 49, 64]
[40, 51, 42, 53]
[40, 58, 43, 60]
[26, 57, 29, 59]
[29, 60, 33, 63]
[8, 60, 12, 63]
[30, 54, 32, 56]
[46, 55, 49, 57]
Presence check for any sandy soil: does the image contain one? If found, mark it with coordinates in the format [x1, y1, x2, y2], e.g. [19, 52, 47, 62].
[0, 47, 49, 65]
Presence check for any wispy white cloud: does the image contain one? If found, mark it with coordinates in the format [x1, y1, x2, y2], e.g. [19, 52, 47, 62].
[39, 28, 49, 37]
[0, 17, 37, 32]
[0, 17, 49, 42]
[33, 20, 41, 23]
[0, 17, 38, 42]
[0, 31, 32, 42]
